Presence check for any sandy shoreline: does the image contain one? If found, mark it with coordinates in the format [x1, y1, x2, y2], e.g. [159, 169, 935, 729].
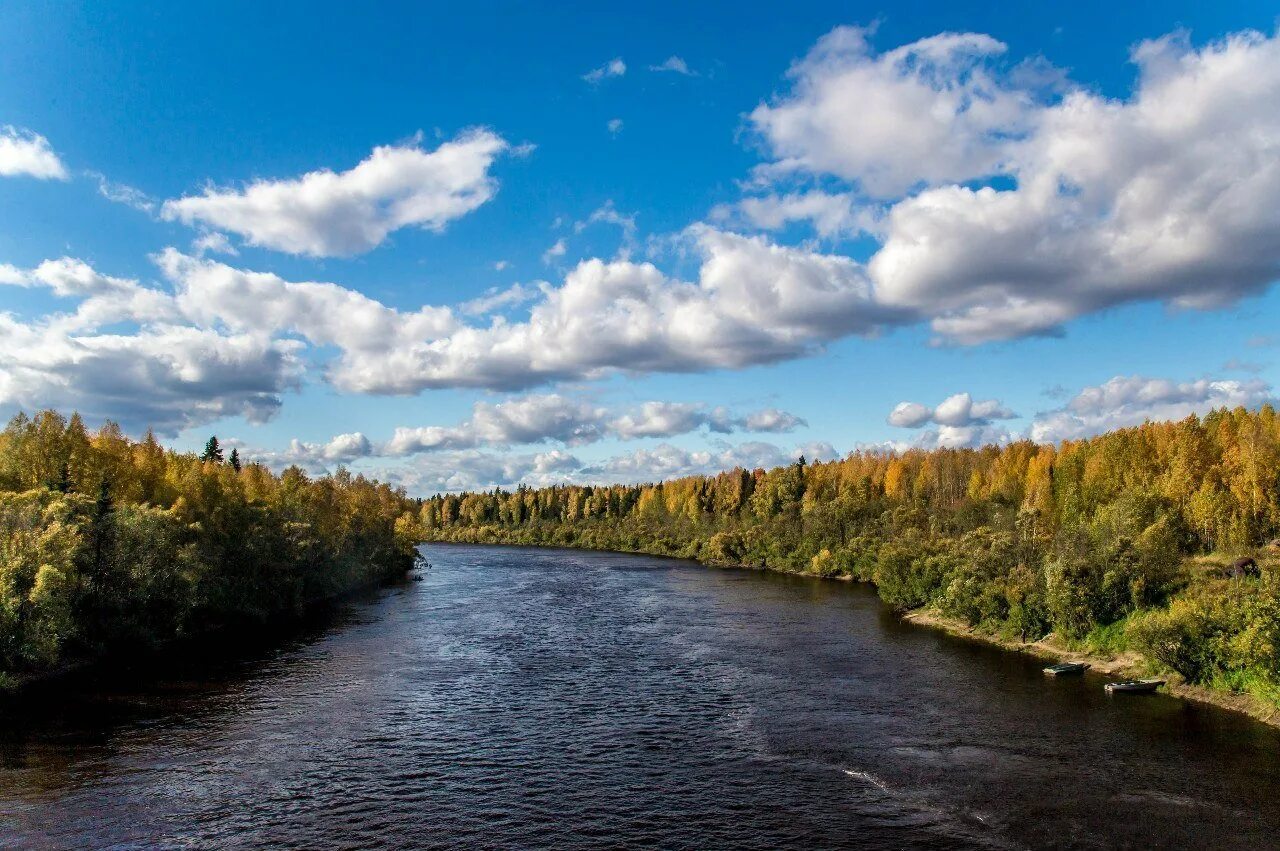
[901, 607, 1280, 730]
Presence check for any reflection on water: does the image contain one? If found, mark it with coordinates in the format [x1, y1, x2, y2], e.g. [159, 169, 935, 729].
[2, 544, 1279, 849]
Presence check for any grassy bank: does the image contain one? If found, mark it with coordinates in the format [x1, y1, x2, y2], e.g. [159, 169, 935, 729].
[901, 604, 1280, 729]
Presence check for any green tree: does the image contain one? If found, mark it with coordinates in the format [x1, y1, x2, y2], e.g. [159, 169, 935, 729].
[201, 436, 224, 464]
[0, 410, 420, 678]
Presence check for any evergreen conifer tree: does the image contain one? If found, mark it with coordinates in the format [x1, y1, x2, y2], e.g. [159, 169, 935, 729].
[202, 436, 224, 463]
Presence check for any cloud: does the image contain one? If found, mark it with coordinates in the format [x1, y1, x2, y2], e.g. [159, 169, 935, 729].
[374, 394, 805, 456]
[0, 317, 302, 436]
[749, 26, 1280, 343]
[366, 448, 585, 493]
[459, 283, 538, 316]
[269, 374, 1279, 488]
[386, 394, 608, 454]
[938, 393, 1016, 427]
[98, 234, 889, 398]
[493, 260, 510, 271]
[368, 439, 835, 494]
[888, 393, 1015, 429]
[583, 57, 627, 84]
[649, 56, 698, 76]
[583, 440, 837, 484]
[0, 127, 68, 180]
[153, 248, 458, 394]
[1222, 358, 1264, 373]
[724, 190, 866, 237]
[574, 200, 637, 255]
[743, 407, 807, 432]
[541, 238, 567, 264]
[887, 377, 1276, 449]
[89, 172, 156, 214]
[3, 257, 180, 330]
[191, 232, 238, 257]
[248, 395, 807, 471]
[750, 27, 1026, 197]
[362, 226, 895, 392]
[607, 118, 624, 135]
[0, 257, 303, 434]
[270, 432, 374, 468]
[887, 392, 1018, 448]
[160, 130, 510, 257]
[886, 401, 932, 428]
[603, 401, 705, 440]
[926, 424, 1019, 449]
[1030, 375, 1276, 442]
[606, 401, 804, 440]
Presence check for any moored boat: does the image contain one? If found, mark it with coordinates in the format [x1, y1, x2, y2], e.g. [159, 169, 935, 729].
[1104, 679, 1165, 694]
[1043, 662, 1090, 676]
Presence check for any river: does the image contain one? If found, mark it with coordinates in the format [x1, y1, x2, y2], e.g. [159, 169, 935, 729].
[2, 544, 1279, 849]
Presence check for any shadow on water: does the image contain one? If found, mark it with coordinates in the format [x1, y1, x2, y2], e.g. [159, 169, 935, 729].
[1, 545, 1279, 851]
[0, 580, 414, 773]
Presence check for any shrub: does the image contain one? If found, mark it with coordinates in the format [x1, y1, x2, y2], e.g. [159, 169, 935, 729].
[1127, 581, 1280, 686]
[874, 537, 953, 610]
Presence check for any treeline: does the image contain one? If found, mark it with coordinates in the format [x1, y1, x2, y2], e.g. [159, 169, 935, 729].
[0, 410, 420, 682]
[420, 407, 1280, 704]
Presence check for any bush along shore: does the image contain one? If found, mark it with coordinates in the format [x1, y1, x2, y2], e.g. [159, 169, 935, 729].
[0, 411, 421, 690]
[418, 406, 1280, 727]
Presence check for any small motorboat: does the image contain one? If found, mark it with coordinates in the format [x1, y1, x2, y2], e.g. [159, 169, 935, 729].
[1043, 662, 1090, 676]
[1105, 679, 1165, 694]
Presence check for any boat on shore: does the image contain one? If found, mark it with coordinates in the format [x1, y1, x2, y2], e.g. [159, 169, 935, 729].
[1105, 679, 1166, 694]
[1043, 662, 1090, 676]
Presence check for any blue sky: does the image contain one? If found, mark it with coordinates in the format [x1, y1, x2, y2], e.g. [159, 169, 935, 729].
[2, 1, 1280, 493]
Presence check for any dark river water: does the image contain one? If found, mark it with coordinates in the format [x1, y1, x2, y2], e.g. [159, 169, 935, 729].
[3, 544, 1280, 850]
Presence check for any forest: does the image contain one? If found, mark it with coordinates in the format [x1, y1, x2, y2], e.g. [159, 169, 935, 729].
[0, 410, 420, 684]
[420, 406, 1280, 708]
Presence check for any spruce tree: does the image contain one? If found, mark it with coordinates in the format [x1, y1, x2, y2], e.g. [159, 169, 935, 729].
[229, 448, 241, 472]
[201, 436, 224, 464]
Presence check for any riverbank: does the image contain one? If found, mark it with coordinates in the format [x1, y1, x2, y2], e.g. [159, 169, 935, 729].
[0, 565, 416, 697]
[900, 606, 1280, 729]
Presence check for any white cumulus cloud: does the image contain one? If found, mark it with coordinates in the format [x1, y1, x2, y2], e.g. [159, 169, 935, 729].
[356, 439, 833, 496]
[0, 315, 302, 436]
[160, 130, 510, 257]
[888, 392, 1016, 428]
[887, 392, 1018, 448]
[728, 190, 866, 237]
[1031, 376, 1276, 442]
[751, 27, 1027, 197]
[459, 283, 538, 316]
[144, 227, 898, 395]
[749, 26, 1280, 343]
[376, 395, 805, 456]
[0, 127, 68, 180]
[153, 248, 458, 394]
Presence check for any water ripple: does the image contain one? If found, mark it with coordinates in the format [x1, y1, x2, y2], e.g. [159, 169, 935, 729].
[2, 544, 1279, 850]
